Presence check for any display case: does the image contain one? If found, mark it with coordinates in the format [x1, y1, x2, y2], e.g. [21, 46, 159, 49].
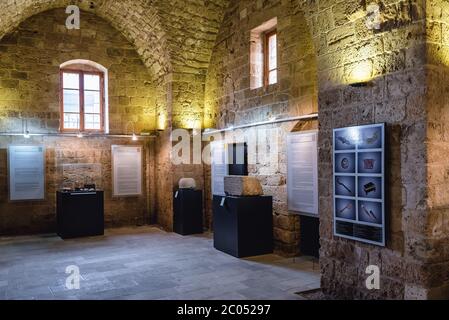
[213, 195, 273, 258]
[173, 189, 203, 235]
[56, 190, 104, 239]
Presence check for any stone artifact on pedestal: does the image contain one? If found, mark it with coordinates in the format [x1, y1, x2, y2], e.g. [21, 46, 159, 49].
[214, 175, 272, 258]
[178, 177, 197, 189]
[223, 175, 263, 196]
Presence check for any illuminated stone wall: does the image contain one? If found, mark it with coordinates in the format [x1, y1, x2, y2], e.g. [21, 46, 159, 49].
[0, 9, 155, 234]
[204, 0, 319, 255]
[311, 0, 428, 299]
[420, 0, 449, 299]
[205, 0, 445, 300]
[0, 0, 448, 300]
[0, 9, 158, 134]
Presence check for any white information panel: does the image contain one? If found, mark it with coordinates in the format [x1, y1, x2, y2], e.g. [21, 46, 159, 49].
[8, 145, 45, 201]
[210, 141, 228, 196]
[287, 131, 318, 215]
[112, 145, 142, 196]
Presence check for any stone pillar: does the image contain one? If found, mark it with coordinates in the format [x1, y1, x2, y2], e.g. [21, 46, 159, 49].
[408, 0, 449, 299]
[313, 0, 432, 299]
[154, 72, 206, 231]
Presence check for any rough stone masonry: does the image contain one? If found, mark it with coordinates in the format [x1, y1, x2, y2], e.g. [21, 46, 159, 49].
[0, 0, 449, 300]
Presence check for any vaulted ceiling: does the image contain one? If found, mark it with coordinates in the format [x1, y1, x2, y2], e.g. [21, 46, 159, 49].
[0, 0, 230, 79]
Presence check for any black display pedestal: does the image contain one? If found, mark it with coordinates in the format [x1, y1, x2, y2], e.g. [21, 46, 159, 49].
[213, 195, 273, 258]
[299, 215, 320, 258]
[57, 191, 104, 239]
[173, 189, 203, 235]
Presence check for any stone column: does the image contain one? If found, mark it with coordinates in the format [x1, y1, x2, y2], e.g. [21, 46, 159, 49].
[154, 72, 206, 231]
[313, 0, 432, 299]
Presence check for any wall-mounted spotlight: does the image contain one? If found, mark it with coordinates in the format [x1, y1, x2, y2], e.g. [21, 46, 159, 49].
[132, 133, 138, 141]
[77, 132, 83, 138]
[22, 119, 30, 138]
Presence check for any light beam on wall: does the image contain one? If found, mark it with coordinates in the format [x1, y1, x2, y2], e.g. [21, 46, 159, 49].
[349, 60, 373, 87]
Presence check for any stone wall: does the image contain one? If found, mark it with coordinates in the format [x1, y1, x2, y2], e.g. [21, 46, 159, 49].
[311, 0, 428, 299]
[0, 0, 447, 300]
[0, 136, 152, 235]
[0, 0, 172, 80]
[0, 9, 156, 234]
[421, 0, 449, 298]
[204, 0, 444, 300]
[0, 8, 158, 134]
[204, 0, 318, 256]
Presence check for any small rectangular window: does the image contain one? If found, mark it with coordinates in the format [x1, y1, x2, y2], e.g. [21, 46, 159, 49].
[264, 30, 277, 86]
[250, 18, 277, 90]
[60, 70, 104, 132]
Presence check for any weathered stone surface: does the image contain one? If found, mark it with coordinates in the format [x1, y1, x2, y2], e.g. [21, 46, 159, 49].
[0, 0, 448, 301]
[224, 175, 263, 196]
[0, 9, 157, 234]
[178, 178, 197, 189]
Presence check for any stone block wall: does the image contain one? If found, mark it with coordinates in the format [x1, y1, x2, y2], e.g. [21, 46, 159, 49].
[204, 0, 318, 256]
[0, 8, 158, 135]
[0, 136, 152, 235]
[309, 0, 428, 299]
[421, 0, 449, 298]
[1, 0, 448, 300]
[0, 9, 157, 235]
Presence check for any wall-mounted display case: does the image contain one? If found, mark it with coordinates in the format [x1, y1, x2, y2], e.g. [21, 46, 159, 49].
[333, 123, 386, 246]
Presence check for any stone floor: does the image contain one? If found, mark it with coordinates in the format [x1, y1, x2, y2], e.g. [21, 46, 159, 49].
[0, 226, 320, 300]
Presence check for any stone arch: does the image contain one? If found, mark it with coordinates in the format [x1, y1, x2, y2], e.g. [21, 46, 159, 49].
[0, 0, 172, 80]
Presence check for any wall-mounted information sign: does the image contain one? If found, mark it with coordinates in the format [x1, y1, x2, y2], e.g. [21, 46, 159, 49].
[210, 141, 228, 196]
[333, 123, 386, 246]
[8, 145, 45, 201]
[112, 145, 142, 196]
[287, 131, 318, 215]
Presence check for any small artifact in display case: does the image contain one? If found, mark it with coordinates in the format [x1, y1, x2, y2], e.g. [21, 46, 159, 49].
[363, 182, 376, 195]
[336, 178, 352, 193]
[363, 159, 375, 170]
[223, 175, 263, 196]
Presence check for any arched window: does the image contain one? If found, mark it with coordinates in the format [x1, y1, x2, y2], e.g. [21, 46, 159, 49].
[60, 60, 109, 133]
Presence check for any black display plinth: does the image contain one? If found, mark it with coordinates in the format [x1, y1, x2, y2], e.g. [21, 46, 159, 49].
[300, 215, 320, 258]
[57, 191, 104, 239]
[213, 195, 273, 258]
[173, 189, 203, 235]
